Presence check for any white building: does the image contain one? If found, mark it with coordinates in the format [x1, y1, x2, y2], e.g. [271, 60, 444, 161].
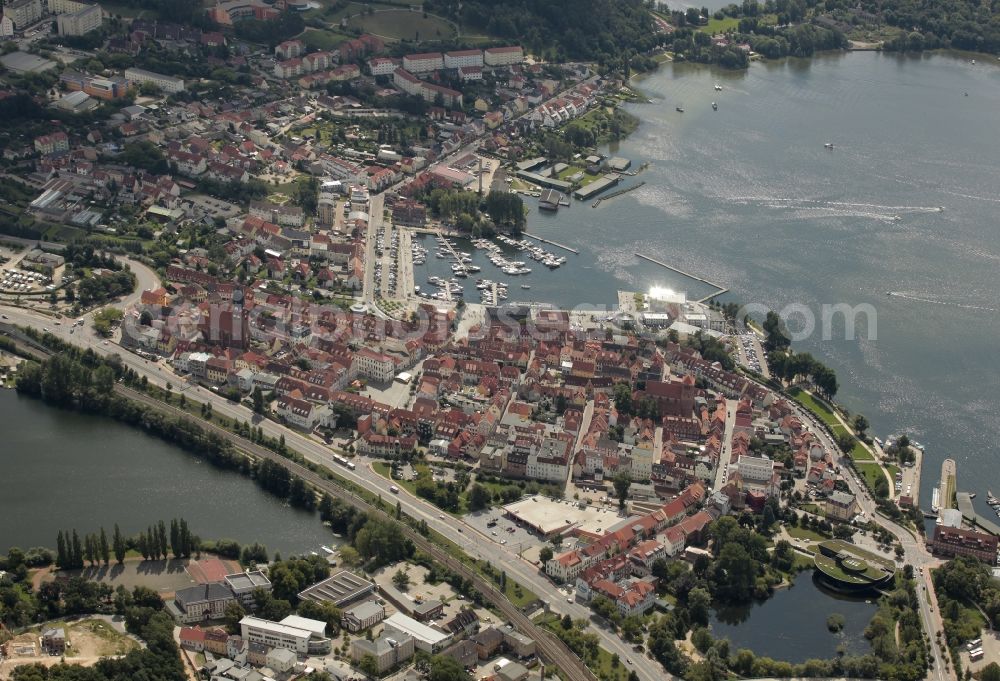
[266, 647, 297, 673]
[484, 46, 524, 67]
[124, 67, 185, 93]
[353, 349, 396, 384]
[737, 454, 774, 484]
[367, 57, 398, 76]
[443, 49, 483, 69]
[392, 68, 423, 97]
[401, 51, 443, 74]
[239, 616, 330, 655]
[382, 613, 452, 653]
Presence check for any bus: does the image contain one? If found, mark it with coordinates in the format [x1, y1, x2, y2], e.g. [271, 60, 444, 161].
[333, 454, 357, 470]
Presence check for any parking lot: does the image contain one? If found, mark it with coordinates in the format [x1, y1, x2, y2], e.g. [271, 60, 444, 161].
[736, 332, 767, 376]
[186, 194, 241, 219]
[463, 506, 543, 562]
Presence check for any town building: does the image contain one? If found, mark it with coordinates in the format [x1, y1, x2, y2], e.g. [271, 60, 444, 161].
[402, 51, 443, 74]
[224, 569, 271, 607]
[351, 632, 414, 673]
[443, 49, 483, 69]
[382, 612, 452, 653]
[124, 67, 185, 93]
[931, 526, 999, 563]
[484, 46, 524, 66]
[341, 601, 385, 632]
[56, 2, 101, 35]
[297, 570, 375, 607]
[239, 615, 331, 655]
[825, 491, 859, 522]
[4, 0, 43, 30]
[169, 583, 236, 623]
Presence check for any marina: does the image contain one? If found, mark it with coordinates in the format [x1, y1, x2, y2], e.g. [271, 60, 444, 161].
[411, 232, 570, 306]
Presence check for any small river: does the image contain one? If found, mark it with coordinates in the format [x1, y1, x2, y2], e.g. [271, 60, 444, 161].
[0, 390, 336, 556]
[709, 571, 877, 662]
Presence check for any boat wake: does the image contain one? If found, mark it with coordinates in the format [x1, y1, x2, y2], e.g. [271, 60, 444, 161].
[886, 291, 996, 312]
[728, 196, 944, 221]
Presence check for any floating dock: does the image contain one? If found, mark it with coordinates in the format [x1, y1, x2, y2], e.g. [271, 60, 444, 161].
[633, 252, 729, 302]
[522, 233, 578, 254]
[592, 182, 645, 208]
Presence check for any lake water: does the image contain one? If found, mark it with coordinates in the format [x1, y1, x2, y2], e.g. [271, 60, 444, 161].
[0, 390, 336, 555]
[709, 571, 877, 662]
[508, 51, 1000, 516]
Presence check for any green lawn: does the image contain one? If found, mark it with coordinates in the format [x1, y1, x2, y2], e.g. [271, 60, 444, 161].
[787, 525, 830, 542]
[101, 0, 156, 17]
[856, 462, 884, 494]
[788, 387, 840, 428]
[301, 28, 350, 51]
[702, 16, 740, 33]
[348, 9, 456, 41]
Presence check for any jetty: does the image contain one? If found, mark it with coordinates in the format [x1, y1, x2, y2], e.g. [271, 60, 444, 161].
[522, 233, 579, 254]
[939, 458, 956, 511]
[633, 253, 729, 302]
[592, 181, 645, 208]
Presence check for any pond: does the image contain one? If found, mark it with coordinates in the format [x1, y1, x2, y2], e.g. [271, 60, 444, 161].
[709, 571, 877, 662]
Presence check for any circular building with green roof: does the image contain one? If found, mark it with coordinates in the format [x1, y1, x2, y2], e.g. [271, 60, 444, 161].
[813, 539, 896, 592]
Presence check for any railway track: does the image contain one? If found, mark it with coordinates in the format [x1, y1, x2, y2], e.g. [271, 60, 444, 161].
[116, 385, 597, 681]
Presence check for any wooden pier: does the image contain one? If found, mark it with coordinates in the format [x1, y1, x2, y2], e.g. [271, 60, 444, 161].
[522, 233, 579, 254]
[633, 252, 729, 302]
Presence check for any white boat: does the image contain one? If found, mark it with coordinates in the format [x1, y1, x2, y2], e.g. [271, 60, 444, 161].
[931, 487, 940, 512]
[714, 84, 723, 91]
[520, 284, 531, 289]
[824, 142, 835, 149]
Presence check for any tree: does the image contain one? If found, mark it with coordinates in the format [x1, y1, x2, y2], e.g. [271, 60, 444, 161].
[688, 587, 711, 627]
[539, 546, 554, 564]
[980, 663, 1000, 681]
[99, 527, 110, 565]
[852, 414, 869, 436]
[113, 524, 126, 564]
[467, 483, 492, 511]
[358, 653, 379, 678]
[392, 569, 411, 591]
[613, 472, 632, 509]
[427, 653, 472, 681]
[252, 386, 265, 414]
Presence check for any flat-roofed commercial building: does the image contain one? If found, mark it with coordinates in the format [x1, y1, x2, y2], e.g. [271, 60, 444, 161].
[239, 615, 331, 655]
[297, 570, 374, 607]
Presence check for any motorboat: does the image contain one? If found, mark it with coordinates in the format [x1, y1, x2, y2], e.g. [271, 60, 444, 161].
[712, 102, 718, 110]
[714, 84, 723, 91]
[824, 142, 835, 149]
[676, 106, 684, 113]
